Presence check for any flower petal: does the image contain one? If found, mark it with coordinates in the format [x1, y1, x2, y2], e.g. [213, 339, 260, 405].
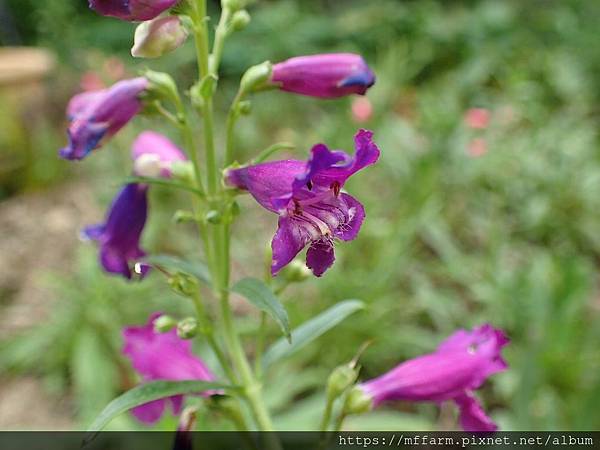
[306, 239, 335, 277]
[132, 131, 187, 178]
[226, 161, 305, 212]
[271, 216, 309, 276]
[336, 193, 365, 241]
[454, 392, 498, 432]
[131, 398, 167, 425]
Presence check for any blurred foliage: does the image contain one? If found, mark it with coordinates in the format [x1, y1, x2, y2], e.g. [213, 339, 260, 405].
[1, 0, 600, 431]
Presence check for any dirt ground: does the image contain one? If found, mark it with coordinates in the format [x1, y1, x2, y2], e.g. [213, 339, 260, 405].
[0, 181, 99, 429]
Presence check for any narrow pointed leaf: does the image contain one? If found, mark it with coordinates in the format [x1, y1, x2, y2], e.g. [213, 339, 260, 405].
[147, 254, 211, 283]
[232, 278, 291, 342]
[86, 380, 234, 436]
[262, 299, 365, 368]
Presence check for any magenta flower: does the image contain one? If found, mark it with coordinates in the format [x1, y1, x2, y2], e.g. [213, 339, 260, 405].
[226, 129, 379, 277]
[132, 131, 187, 178]
[89, 0, 179, 21]
[60, 77, 148, 161]
[123, 313, 217, 424]
[83, 183, 149, 279]
[359, 324, 509, 432]
[271, 53, 375, 98]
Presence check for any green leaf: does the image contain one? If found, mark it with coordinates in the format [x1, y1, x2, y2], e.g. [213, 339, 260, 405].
[86, 380, 235, 436]
[146, 254, 211, 283]
[232, 278, 291, 341]
[262, 299, 365, 368]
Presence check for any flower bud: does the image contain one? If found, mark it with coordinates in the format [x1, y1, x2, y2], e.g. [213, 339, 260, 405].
[222, 0, 246, 11]
[153, 314, 177, 333]
[144, 70, 179, 104]
[205, 210, 222, 225]
[168, 272, 198, 296]
[230, 10, 251, 32]
[240, 61, 272, 94]
[327, 364, 359, 400]
[177, 317, 199, 339]
[343, 386, 373, 415]
[170, 161, 195, 183]
[279, 259, 311, 284]
[271, 53, 375, 98]
[132, 16, 189, 59]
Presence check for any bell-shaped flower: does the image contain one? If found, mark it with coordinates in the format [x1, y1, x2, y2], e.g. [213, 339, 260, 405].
[82, 183, 150, 279]
[60, 77, 148, 161]
[122, 313, 217, 424]
[89, 0, 179, 21]
[271, 53, 375, 98]
[84, 132, 187, 278]
[225, 129, 380, 277]
[132, 16, 189, 59]
[132, 131, 188, 178]
[358, 324, 509, 432]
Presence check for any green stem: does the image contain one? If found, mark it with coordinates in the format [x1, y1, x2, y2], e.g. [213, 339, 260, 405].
[188, 0, 277, 437]
[225, 90, 244, 165]
[254, 312, 267, 377]
[320, 395, 335, 432]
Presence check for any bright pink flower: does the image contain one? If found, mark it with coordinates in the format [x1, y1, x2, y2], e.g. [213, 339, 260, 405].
[360, 324, 509, 432]
[122, 313, 217, 424]
[351, 97, 374, 123]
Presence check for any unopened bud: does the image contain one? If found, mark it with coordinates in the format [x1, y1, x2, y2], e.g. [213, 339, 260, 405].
[168, 272, 198, 296]
[280, 259, 311, 284]
[144, 70, 179, 103]
[327, 364, 359, 400]
[177, 317, 199, 339]
[154, 314, 177, 333]
[230, 10, 251, 32]
[222, 0, 246, 11]
[205, 210, 222, 224]
[132, 16, 188, 59]
[170, 160, 195, 183]
[173, 210, 197, 224]
[240, 61, 272, 94]
[134, 153, 162, 178]
[343, 386, 373, 415]
[237, 100, 252, 116]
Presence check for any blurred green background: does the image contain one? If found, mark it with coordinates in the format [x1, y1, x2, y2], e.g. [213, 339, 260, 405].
[1, 0, 600, 431]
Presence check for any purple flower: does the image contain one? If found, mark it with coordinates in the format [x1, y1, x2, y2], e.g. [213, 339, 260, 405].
[225, 129, 379, 277]
[123, 313, 217, 424]
[83, 183, 149, 279]
[89, 0, 179, 21]
[132, 131, 187, 178]
[271, 53, 376, 98]
[359, 324, 509, 432]
[60, 78, 148, 161]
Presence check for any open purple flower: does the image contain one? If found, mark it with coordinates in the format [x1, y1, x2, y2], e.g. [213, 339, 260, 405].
[89, 0, 179, 21]
[359, 324, 509, 432]
[132, 131, 187, 178]
[271, 53, 376, 98]
[60, 77, 148, 161]
[123, 313, 217, 424]
[226, 129, 379, 277]
[83, 183, 149, 279]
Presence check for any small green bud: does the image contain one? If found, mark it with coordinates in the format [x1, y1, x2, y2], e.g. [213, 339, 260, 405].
[343, 386, 373, 415]
[154, 314, 177, 333]
[279, 260, 311, 284]
[327, 364, 359, 400]
[222, 0, 246, 11]
[177, 317, 199, 339]
[230, 10, 251, 32]
[205, 210, 222, 224]
[168, 272, 198, 296]
[240, 61, 272, 94]
[144, 70, 179, 104]
[173, 210, 198, 224]
[237, 100, 252, 116]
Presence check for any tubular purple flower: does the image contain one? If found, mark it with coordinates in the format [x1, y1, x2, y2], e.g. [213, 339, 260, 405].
[122, 313, 217, 424]
[358, 324, 509, 432]
[271, 53, 376, 98]
[82, 183, 149, 280]
[60, 77, 148, 161]
[89, 0, 179, 21]
[225, 129, 380, 277]
[132, 131, 187, 178]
